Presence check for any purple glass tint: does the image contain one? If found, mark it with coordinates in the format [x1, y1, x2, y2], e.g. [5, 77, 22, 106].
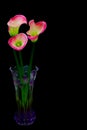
[14, 110, 36, 126]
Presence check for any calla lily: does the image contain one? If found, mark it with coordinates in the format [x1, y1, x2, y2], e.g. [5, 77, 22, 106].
[8, 33, 28, 51]
[26, 20, 47, 42]
[7, 14, 27, 36]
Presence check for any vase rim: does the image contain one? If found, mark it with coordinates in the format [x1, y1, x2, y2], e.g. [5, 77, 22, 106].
[9, 65, 39, 74]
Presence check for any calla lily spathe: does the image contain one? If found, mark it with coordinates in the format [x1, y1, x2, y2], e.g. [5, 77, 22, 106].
[7, 14, 27, 36]
[26, 20, 47, 42]
[8, 33, 28, 51]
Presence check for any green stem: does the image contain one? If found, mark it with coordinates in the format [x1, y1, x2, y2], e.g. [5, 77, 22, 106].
[18, 51, 24, 76]
[27, 44, 35, 109]
[13, 50, 23, 84]
[28, 44, 36, 80]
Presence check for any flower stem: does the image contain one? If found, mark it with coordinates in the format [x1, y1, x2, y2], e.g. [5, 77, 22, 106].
[13, 50, 23, 84]
[27, 44, 35, 108]
[28, 44, 36, 80]
[18, 51, 24, 76]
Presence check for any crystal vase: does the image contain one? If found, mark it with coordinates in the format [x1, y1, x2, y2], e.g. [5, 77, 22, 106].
[9, 65, 39, 126]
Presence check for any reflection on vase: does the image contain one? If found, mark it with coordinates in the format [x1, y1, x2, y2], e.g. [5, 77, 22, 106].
[9, 65, 39, 126]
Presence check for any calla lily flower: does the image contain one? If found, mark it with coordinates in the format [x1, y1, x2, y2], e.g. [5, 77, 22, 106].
[7, 14, 27, 36]
[8, 33, 28, 51]
[26, 20, 47, 42]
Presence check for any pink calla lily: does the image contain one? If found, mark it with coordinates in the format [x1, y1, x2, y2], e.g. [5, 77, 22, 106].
[26, 20, 47, 42]
[8, 33, 28, 51]
[7, 14, 27, 36]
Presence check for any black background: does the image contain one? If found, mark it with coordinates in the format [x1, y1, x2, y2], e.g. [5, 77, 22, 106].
[0, 0, 76, 129]
[0, 0, 54, 129]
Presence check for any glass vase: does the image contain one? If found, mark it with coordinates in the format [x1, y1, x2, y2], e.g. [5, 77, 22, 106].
[9, 65, 39, 126]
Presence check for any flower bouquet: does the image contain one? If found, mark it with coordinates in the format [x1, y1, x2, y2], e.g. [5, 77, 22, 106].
[7, 14, 47, 125]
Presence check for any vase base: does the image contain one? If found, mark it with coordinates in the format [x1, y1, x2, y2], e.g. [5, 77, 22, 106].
[14, 110, 36, 126]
